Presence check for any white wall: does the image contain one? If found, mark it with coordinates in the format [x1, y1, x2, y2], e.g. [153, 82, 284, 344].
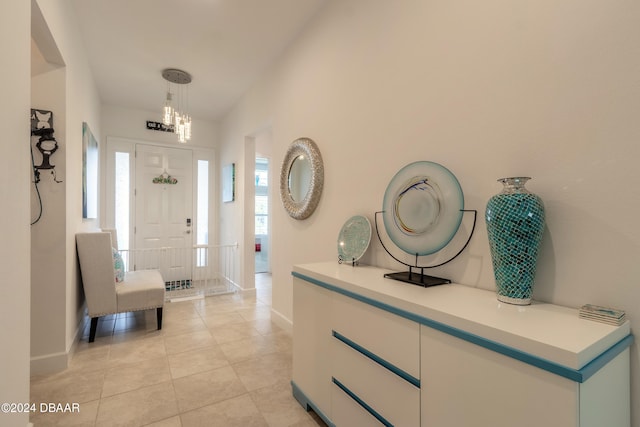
[0, 2, 32, 426]
[219, 0, 640, 423]
[31, 67, 67, 370]
[29, 0, 103, 375]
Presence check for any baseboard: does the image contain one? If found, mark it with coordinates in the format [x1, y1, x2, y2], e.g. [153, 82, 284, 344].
[67, 311, 88, 358]
[271, 307, 292, 334]
[30, 309, 87, 376]
[229, 279, 246, 293]
[237, 285, 257, 296]
[30, 351, 68, 376]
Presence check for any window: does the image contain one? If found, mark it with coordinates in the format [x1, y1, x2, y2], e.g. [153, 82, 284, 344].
[255, 158, 268, 235]
[196, 160, 209, 267]
[197, 160, 209, 245]
[255, 196, 268, 235]
[114, 152, 130, 250]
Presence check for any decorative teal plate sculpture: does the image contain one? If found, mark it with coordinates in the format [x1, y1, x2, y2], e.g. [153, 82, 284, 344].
[382, 161, 464, 256]
[338, 215, 372, 263]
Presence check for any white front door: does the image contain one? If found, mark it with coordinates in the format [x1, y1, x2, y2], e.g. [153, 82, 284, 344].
[135, 144, 193, 281]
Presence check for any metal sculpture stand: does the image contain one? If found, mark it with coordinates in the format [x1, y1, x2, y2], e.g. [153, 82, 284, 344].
[338, 256, 359, 267]
[374, 210, 477, 287]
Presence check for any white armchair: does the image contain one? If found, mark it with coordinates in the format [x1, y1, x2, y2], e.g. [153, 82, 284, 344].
[76, 232, 165, 342]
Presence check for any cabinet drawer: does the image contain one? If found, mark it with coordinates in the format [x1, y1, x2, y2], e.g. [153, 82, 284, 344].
[332, 334, 420, 426]
[332, 292, 420, 378]
[331, 380, 386, 427]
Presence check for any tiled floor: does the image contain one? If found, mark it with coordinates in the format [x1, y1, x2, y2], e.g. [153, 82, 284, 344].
[30, 274, 327, 427]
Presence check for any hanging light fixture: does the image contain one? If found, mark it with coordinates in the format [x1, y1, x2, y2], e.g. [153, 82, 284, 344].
[162, 85, 174, 126]
[161, 68, 192, 143]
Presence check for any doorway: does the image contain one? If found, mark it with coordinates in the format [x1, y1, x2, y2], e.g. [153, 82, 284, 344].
[255, 157, 270, 273]
[106, 137, 214, 257]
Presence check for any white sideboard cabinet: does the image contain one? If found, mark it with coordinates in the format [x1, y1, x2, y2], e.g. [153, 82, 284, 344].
[291, 262, 632, 427]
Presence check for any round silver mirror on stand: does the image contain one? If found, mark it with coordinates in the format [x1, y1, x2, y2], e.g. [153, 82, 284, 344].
[280, 137, 324, 220]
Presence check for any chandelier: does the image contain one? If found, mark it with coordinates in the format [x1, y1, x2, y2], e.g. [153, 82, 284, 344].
[161, 68, 192, 143]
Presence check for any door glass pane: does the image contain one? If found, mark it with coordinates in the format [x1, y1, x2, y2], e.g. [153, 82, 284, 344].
[197, 160, 209, 245]
[197, 160, 209, 268]
[255, 157, 269, 236]
[255, 196, 268, 235]
[115, 152, 129, 251]
[255, 157, 269, 273]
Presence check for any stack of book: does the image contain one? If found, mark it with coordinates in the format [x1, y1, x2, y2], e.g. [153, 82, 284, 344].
[579, 304, 626, 326]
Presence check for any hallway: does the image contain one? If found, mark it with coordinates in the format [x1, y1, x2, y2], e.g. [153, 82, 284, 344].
[29, 274, 325, 426]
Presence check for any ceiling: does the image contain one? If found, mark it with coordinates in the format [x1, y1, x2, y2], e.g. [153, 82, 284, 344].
[60, 0, 327, 122]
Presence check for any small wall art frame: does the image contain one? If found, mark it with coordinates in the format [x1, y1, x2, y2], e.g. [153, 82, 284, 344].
[82, 122, 99, 219]
[222, 163, 235, 203]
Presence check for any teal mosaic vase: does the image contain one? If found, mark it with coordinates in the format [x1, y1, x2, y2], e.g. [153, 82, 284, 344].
[485, 177, 545, 305]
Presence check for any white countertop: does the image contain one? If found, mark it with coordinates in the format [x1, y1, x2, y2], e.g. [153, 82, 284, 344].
[293, 262, 631, 370]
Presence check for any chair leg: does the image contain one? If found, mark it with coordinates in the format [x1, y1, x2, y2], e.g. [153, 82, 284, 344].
[89, 317, 99, 343]
[157, 307, 163, 330]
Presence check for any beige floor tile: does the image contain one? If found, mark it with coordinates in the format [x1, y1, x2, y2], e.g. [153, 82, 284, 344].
[96, 381, 178, 427]
[256, 292, 272, 305]
[197, 297, 242, 313]
[209, 321, 262, 344]
[250, 381, 317, 427]
[288, 418, 329, 427]
[28, 275, 333, 427]
[164, 329, 216, 355]
[108, 336, 167, 366]
[201, 311, 246, 328]
[158, 314, 208, 338]
[29, 399, 99, 427]
[102, 356, 171, 398]
[172, 365, 247, 413]
[168, 345, 229, 379]
[259, 329, 293, 353]
[31, 369, 105, 405]
[142, 415, 182, 427]
[218, 335, 279, 364]
[198, 293, 259, 314]
[236, 305, 272, 322]
[70, 341, 111, 373]
[164, 301, 204, 318]
[232, 351, 292, 392]
[199, 293, 238, 306]
[110, 328, 162, 344]
[180, 394, 268, 427]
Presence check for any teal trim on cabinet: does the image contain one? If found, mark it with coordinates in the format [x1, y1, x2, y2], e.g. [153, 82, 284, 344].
[332, 330, 421, 388]
[291, 381, 335, 427]
[579, 334, 634, 381]
[292, 271, 634, 383]
[332, 377, 393, 427]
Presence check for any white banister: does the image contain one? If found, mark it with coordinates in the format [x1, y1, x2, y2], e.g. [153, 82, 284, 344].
[118, 243, 239, 301]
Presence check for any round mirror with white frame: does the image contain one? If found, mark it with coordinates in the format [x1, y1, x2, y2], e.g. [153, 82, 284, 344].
[280, 137, 324, 220]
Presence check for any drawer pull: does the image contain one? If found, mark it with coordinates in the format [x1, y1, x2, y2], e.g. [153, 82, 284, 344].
[332, 377, 393, 427]
[332, 330, 420, 388]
